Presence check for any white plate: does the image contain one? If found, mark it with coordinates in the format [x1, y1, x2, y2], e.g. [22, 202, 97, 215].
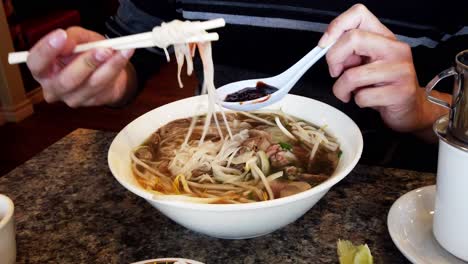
[131, 258, 204, 264]
[387, 185, 467, 264]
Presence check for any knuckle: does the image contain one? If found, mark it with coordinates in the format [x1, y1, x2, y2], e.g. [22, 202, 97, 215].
[108, 59, 128, 75]
[329, 18, 341, 29]
[66, 26, 81, 33]
[399, 42, 412, 54]
[84, 97, 97, 107]
[87, 77, 100, 88]
[64, 98, 80, 109]
[115, 53, 130, 66]
[400, 70, 417, 95]
[42, 90, 56, 103]
[341, 69, 357, 84]
[346, 29, 362, 43]
[110, 86, 124, 103]
[57, 75, 79, 92]
[352, 3, 368, 13]
[396, 62, 416, 83]
[354, 93, 367, 108]
[86, 95, 106, 107]
[332, 80, 349, 103]
[83, 55, 99, 70]
[36, 38, 54, 55]
[332, 83, 342, 99]
[65, 26, 87, 40]
[27, 51, 47, 75]
[394, 41, 412, 59]
[341, 29, 362, 47]
[87, 74, 109, 88]
[401, 62, 414, 74]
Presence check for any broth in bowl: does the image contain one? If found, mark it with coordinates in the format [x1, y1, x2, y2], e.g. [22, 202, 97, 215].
[131, 110, 340, 204]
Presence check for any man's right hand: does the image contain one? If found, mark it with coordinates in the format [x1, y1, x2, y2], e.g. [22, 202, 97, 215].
[318, 4, 450, 138]
[27, 27, 137, 108]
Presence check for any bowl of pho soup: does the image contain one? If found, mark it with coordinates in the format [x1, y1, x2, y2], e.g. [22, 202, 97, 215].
[108, 94, 363, 239]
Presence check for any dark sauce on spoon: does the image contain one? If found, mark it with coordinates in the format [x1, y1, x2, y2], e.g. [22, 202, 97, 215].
[224, 81, 279, 102]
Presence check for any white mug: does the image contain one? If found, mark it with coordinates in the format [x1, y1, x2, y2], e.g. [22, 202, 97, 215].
[0, 194, 16, 264]
[433, 116, 468, 261]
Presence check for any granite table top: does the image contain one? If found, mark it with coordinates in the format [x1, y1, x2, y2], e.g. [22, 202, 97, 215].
[0, 129, 436, 263]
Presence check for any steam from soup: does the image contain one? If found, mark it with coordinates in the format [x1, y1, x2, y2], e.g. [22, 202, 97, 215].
[131, 111, 340, 204]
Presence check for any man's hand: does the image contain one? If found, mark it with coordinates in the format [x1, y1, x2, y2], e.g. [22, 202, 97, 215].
[27, 27, 137, 108]
[319, 4, 450, 137]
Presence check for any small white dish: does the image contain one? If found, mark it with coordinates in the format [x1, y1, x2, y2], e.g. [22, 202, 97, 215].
[131, 258, 204, 264]
[387, 185, 467, 264]
[0, 194, 16, 264]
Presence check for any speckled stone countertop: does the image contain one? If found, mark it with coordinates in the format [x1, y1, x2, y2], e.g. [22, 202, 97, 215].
[0, 129, 435, 263]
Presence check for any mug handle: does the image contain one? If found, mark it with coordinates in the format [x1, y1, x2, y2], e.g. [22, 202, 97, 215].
[425, 67, 457, 109]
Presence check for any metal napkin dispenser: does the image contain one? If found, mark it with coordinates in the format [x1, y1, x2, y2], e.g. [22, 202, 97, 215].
[426, 49, 468, 144]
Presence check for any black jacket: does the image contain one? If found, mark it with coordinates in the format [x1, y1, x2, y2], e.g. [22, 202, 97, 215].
[105, 0, 467, 171]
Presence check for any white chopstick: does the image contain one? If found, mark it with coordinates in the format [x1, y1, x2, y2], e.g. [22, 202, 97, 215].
[111, 33, 219, 50]
[8, 18, 225, 65]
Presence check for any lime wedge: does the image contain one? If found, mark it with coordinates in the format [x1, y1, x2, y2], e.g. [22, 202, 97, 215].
[337, 239, 373, 264]
[354, 244, 373, 264]
[337, 240, 358, 264]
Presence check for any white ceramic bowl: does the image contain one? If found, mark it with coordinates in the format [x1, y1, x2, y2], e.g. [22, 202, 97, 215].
[108, 94, 363, 239]
[0, 194, 16, 264]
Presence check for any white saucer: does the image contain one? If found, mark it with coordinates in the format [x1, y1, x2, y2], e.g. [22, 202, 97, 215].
[388, 185, 467, 264]
[131, 258, 204, 264]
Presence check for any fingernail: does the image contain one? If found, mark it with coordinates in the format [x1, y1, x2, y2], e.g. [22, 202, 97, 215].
[318, 32, 329, 48]
[48, 29, 67, 49]
[94, 48, 112, 62]
[120, 49, 135, 59]
[329, 66, 335, 77]
[330, 65, 341, 78]
[344, 95, 351, 103]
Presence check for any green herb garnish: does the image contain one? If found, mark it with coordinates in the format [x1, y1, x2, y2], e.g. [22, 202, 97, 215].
[338, 150, 343, 158]
[279, 142, 292, 151]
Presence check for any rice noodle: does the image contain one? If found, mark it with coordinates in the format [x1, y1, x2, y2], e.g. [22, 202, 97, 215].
[196, 42, 233, 142]
[249, 160, 274, 200]
[230, 181, 263, 200]
[181, 109, 200, 148]
[266, 171, 284, 182]
[152, 19, 205, 62]
[165, 27, 232, 146]
[131, 151, 170, 181]
[187, 181, 242, 191]
[152, 193, 223, 204]
[178, 174, 193, 194]
[191, 173, 216, 183]
[174, 44, 193, 88]
[238, 111, 275, 126]
[226, 147, 240, 168]
[275, 116, 296, 140]
[308, 137, 322, 165]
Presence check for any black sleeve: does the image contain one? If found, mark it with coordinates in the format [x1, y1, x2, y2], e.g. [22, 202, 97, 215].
[413, 34, 468, 92]
[104, 0, 180, 91]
